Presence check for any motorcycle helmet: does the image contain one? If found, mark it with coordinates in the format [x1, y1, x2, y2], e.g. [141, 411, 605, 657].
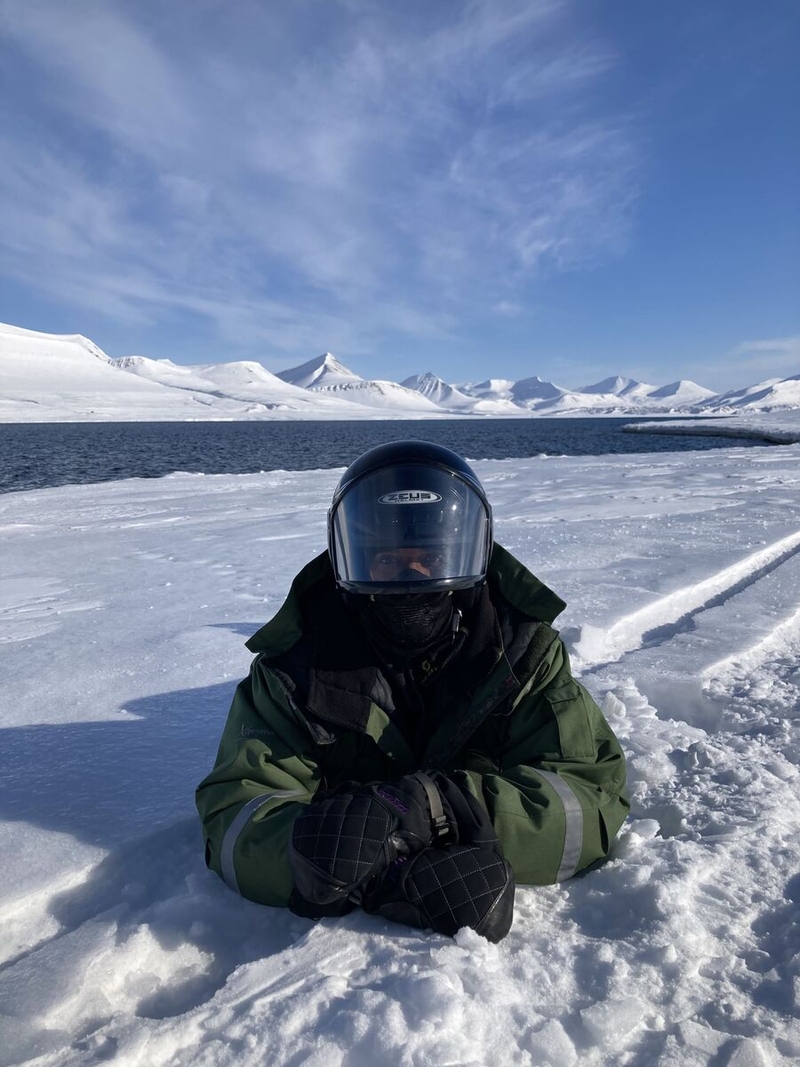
[328, 440, 493, 594]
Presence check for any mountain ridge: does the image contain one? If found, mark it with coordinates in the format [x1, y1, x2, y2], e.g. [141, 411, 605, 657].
[1, 321, 798, 421]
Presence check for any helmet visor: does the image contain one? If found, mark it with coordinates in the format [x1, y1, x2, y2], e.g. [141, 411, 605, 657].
[330, 462, 491, 593]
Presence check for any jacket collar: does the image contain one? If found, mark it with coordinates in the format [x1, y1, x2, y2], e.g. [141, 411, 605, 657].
[245, 544, 564, 744]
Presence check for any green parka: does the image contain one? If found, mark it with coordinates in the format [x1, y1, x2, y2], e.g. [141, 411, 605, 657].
[196, 544, 629, 908]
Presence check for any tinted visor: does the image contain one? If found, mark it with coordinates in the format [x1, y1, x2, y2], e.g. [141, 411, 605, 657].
[330, 462, 491, 593]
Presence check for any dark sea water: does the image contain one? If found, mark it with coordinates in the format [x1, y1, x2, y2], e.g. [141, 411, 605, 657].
[0, 418, 762, 494]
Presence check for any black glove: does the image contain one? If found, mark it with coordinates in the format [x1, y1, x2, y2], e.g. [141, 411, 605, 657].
[359, 771, 515, 942]
[288, 773, 451, 915]
[428, 771, 499, 848]
[360, 844, 515, 943]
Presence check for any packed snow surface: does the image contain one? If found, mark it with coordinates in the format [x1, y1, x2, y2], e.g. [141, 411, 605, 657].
[1, 437, 799, 1066]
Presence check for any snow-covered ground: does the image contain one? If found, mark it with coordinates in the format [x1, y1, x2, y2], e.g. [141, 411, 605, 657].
[1, 438, 799, 1066]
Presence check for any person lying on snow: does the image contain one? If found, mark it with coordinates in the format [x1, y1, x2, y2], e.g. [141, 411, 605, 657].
[196, 441, 629, 943]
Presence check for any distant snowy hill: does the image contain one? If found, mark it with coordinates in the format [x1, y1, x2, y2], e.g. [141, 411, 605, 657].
[402, 372, 478, 409]
[0, 324, 248, 422]
[647, 380, 716, 406]
[307, 377, 446, 413]
[113, 355, 369, 417]
[508, 376, 633, 416]
[0, 326, 376, 421]
[581, 376, 656, 399]
[278, 354, 447, 414]
[1, 320, 798, 421]
[511, 375, 569, 405]
[404, 373, 522, 415]
[459, 378, 516, 400]
[710, 374, 800, 412]
[276, 352, 361, 389]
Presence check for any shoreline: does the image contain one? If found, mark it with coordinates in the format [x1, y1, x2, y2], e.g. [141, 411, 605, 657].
[623, 415, 800, 445]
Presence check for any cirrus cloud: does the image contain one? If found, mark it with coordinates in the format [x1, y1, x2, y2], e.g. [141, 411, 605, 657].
[0, 0, 639, 361]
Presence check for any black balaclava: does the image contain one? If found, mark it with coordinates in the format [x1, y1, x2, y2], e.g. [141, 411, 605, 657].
[354, 591, 456, 665]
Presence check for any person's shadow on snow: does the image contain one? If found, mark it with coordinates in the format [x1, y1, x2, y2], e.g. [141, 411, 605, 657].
[0, 679, 233, 850]
[0, 624, 315, 1011]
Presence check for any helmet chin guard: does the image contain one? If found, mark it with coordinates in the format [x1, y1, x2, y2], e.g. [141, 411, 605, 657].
[328, 441, 493, 595]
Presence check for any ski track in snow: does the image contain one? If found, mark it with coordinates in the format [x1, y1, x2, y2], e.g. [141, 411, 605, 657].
[571, 531, 800, 671]
[1, 447, 799, 1066]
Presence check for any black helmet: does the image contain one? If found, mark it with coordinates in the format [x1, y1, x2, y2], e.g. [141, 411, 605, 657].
[328, 440, 493, 594]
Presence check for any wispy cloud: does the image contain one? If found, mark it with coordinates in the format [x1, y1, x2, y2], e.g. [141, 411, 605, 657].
[0, 0, 638, 359]
[730, 337, 800, 377]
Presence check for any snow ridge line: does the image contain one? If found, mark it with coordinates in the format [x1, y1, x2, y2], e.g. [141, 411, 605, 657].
[702, 606, 800, 682]
[578, 530, 800, 669]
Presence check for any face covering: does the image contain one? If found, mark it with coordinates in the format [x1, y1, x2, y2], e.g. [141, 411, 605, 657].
[356, 592, 455, 662]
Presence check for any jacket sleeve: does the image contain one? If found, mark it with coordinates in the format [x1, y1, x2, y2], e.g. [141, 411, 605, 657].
[195, 657, 321, 907]
[460, 637, 629, 885]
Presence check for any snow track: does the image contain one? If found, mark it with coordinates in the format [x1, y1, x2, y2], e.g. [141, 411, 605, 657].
[573, 530, 800, 669]
[704, 605, 800, 694]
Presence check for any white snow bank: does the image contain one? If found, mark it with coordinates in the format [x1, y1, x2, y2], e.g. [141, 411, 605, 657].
[1, 441, 799, 1065]
[623, 410, 800, 444]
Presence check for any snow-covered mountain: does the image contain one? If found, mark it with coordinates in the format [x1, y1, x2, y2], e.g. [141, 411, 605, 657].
[647, 380, 717, 406]
[276, 352, 361, 390]
[403, 372, 523, 416]
[2, 320, 798, 421]
[308, 377, 446, 413]
[113, 355, 368, 417]
[511, 375, 570, 406]
[0, 326, 375, 421]
[709, 374, 800, 412]
[402, 372, 477, 409]
[278, 355, 447, 414]
[498, 375, 631, 415]
[581, 376, 656, 399]
[458, 378, 516, 400]
[0, 325, 246, 422]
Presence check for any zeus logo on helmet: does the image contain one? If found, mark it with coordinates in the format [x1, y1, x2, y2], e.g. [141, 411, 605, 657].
[378, 491, 443, 505]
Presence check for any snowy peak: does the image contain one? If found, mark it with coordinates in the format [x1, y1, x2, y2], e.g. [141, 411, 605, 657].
[648, 380, 717, 404]
[459, 379, 516, 400]
[711, 373, 800, 412]
[279, 358, 445, 413]
[511, 375, 569, 404]
[276, 352, 362, 389]
[401, 372, 476, 409]
[581, 376, 654, 397]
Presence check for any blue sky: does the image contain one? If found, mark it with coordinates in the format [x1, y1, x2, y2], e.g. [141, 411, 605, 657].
[0, 0, 797, 391]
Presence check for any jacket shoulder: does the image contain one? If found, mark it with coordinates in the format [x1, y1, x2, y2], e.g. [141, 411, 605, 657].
[488, 544, 566, 624]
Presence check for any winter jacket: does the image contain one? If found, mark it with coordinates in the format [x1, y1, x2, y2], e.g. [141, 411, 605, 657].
[195, 544, 629, 908]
